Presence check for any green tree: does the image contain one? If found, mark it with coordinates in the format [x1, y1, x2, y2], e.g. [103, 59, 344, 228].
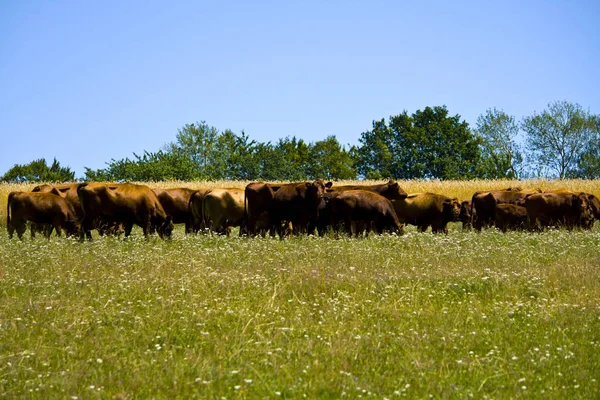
[574, 116, 600, 178]
[356, 119, 395, 179]
[308, 135, 356, 180]
[165, 121, 221, 179]
[474, 108, 523, 179]
[356, 106, 481, 180]
[522, 101, 599, 179]
[1, 158, 75, 182]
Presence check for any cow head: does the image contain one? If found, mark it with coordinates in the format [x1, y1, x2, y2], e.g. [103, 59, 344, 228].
[157, 216, 174, 239]
[443, 198, 462, 222]
[459, 201, 471, 222]
[385, 180, 408, 200]
[587, 194, 600, 219]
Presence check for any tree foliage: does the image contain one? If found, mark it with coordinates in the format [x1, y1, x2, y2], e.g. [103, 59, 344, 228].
[522, 101, 599, 179]
[1, 158, 75, 183]
[475, 108, 523, 179]
[357, 106, 481, 180]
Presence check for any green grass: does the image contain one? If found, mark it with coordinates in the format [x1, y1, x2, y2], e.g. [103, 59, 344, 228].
[1, 224, 599, 399]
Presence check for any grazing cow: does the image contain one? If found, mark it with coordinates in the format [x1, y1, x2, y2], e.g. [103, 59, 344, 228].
[271, 180, 332, 238]
[494, 204, 528, 232]
[153, 188, 198, 234]
[471, 188, 542, 231]
[315, 180, 408, 235]
[7, 191, 80, 240]
[31, 183, 82, 237]
[324, 190, 401, 237]
[243, 182, 284, 236]
[202, 188, 245, 235]
[525, 191, 591, 231]
[391, 193, 461, 234]
[77, 183, 173, 240]
[459, 200, 475, 230]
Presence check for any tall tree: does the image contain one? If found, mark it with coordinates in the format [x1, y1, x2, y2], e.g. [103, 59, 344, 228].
[166, 121, 221, 179]
[2, 158, 75, 182]
[356, 106, 481, 180]
[308, 135, 356, 180]
[522, 101, 599, 179]
[475, 108, 523, 179]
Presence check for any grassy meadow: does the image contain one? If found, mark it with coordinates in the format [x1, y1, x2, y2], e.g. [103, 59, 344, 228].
[1, 180, 599, 399]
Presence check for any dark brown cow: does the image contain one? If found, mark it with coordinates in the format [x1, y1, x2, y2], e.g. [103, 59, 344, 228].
[315, 180, 408, 235]
[391, 193, 461, 234]
[459, 200, 475, 230]
[7, 191, 80, 240]
[325, 190, 401, 237]
[525, 191, 591, 231]
[271, 180, 332, 238]
[494, 204, 528, 232]
[584, 193, 600, 229]
[78, 183, 173, 240]
[153, 188, 197, 234]
[326, 180, 408, 200]
[471, 188, 541, 231]
[243, 182, 284, 236]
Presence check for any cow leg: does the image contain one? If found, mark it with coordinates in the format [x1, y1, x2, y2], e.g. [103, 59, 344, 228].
[16, 220, 26, 240]
[7, 221, 15, 239]
[124, 223, 134, 238]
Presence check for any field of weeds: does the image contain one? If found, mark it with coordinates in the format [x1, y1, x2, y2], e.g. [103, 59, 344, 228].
[1, 180, 599, 398]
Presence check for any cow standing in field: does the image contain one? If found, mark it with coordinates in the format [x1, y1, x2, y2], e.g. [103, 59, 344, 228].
[202, 188, 245, 235]
[391, 193, 461, 234]
[324, 190, 401, 237]
[271, 180, 332, 238]
[314, 180, 408, 235]
[77, 183, 173, 240]
[471, 188, 541, 231]
[459, 200, 474, 230]
[243, 182, 283, 236]
[7, 191, 80, 240]
[31, 183, 82, 238]
[494, 204, 528, 232]
[187, 189, 213, 233]
[153, 188, 197, 234]
[525, 191, 592, 231]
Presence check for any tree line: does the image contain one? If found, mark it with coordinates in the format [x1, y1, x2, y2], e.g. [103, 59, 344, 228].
[2, 101, 599, 183]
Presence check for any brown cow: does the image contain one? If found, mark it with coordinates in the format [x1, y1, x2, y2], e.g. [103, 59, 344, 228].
[324, 190, 401, 237]
[242, 182, 287, 236]
[31, 183, 81, 237]
[271, 180, 332, 238]
[391, 193, 461, 234]
[153, 188, 198, 234]
[315, 180, 408, 235]
[584, 193, 600, 229]
[471, 188, 542, 231]
[187, 189, 213, 233]
[77, 183, 173, 240]
[326, 180, 408, 200]
[7, 191, 80, 240]
[201, 188, 246, 235]
[494, 204, 528, 232]
[525, 191, 591, 231]
[459, 200, 475, 230]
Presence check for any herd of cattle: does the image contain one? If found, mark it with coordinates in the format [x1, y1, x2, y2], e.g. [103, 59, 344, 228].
[5, 180, 600, 240]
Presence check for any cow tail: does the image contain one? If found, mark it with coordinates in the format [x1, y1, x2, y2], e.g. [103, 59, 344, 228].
[6, 192, 15, 228]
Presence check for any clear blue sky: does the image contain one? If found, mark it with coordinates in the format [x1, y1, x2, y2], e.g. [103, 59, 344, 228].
[1, 0, 599, 178]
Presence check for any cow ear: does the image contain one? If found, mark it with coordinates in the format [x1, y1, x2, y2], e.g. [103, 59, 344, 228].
[588, 194, 595, 200]
[325, 181, 333, 188]
[305, 182, 312, 188]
